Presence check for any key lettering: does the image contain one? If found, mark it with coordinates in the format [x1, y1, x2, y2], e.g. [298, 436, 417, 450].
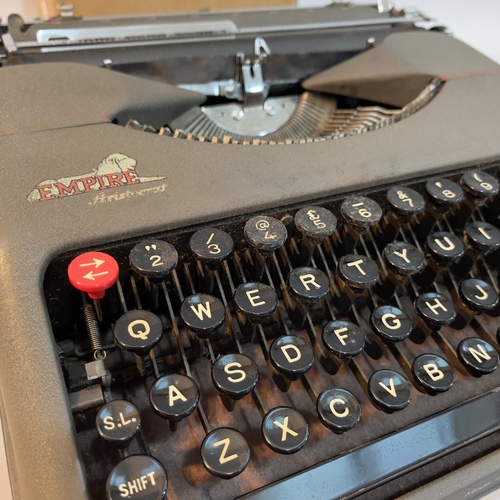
[168, 385, 188, 406]
[299, 273, 321, 291]
[346, 259, 366, 276]
[333, 326, 349, 346]
[379, 378, 397, 398]
[281, 344, 302, 363]
[381, 313, 401, 330]
[214, 438, 238, 464]
[329, 398, 349, 418]
[467, 344, 491, 364]
[393, 248, 410, 263]
[474, 284, 489, 301]
[423, 363, 444, 381]
[273, 416, 299, 441]
[190, 301, 212, 320]
[224, 362, 246, 383]
[435, 236, 455, 251]
[246, 289, 265, 307]
[425, 298, 448, 316]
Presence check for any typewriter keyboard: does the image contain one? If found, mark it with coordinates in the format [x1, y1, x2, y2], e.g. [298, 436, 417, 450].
[44, 164, 500, 500]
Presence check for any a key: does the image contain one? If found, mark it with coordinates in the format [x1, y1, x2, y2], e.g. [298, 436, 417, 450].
[96, 400, 141, 448]
[340, 196, 382, 253]
[370, 306, 412, 344]
[106, 455, 167, 500]
[316, 388, 362, 433]
[180, 293, 225, 339]
[335, 254, 379, 313]
[201, 427, 251, 479]
[368, 369, 412, 413]
[294, 206, 337, 264]
[412, 353, 455, 395]
[150, 373, 200, 431]
[379, 242, 424, 299]
[322, 320, 365, 361]
[212, 353, 259, 412]
[458, 338, 499, 376]
[269, 335, 314, 391]
[261, 406, 309, 454]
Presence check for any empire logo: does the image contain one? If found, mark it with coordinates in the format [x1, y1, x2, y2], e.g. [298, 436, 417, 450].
[27, 153, 166, 202]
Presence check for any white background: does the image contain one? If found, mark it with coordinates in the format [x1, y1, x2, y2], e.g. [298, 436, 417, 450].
[0, 1, 499, 499]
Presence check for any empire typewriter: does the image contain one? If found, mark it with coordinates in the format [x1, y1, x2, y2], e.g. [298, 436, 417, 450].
[1, 3, 500, 500]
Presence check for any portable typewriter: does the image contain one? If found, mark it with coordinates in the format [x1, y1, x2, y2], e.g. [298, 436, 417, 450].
[1, 2, 500, 499]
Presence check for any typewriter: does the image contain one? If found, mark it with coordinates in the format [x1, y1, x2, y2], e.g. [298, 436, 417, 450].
[1, 2, 500, 500]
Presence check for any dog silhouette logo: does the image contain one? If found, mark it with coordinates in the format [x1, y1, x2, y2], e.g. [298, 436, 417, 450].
[28, 153, 166, 202]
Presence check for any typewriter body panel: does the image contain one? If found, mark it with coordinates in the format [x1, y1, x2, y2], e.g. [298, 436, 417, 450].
[1, 5, 500, 500]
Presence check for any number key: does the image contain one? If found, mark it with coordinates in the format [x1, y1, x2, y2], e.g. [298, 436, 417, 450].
[461, 171, 499, 202]
[244, 215, 287, 255]
[129, 239, 178, 281]
[341, 196, 382, 232]
[425, 178, 463, 209]
[190, 228, 234, 269]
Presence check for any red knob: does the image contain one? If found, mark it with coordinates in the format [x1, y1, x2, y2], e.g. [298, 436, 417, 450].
[68, 251, 119, 300]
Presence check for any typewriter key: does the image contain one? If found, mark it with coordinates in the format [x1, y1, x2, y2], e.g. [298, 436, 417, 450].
[212, 353, 259, 400]
[244, 215, 287, 256]
[386, 187, 425, 219]
[341, 196, 382, 232]
[129, 239, 178, 282]
[322, 320, 365, 360]
[270, 335, 314, 380]
[370, 306, 412, 343]
[294, 206, 337, 242]
[383, 242, 424, 277]
[180, 294, 225, 338]
[460, 279, 498, 313]
[113, 310, 163, 356]
[262, 407, 309, 454]
[464, 221, 500, 253]
[427, 232, 465, 265]
[150, 374, 200, 425]
[461, 171, 499, 202]
[412, 353, 455, 394]
[190, 228, 234, 269]
[458, 338, 499, 376]
[201, 427, 250, 479]
[96, 400, 141, 447]
[106, 455, 167, 500]
[288, 267, 330, 307]
[337, 254, 380, 291]
[368, 369, 412, 413]
[234, 282, 277, 323]
[415, 292, 457, 330]
[425, 178, 463, 209]
[316, 388, 362, 433]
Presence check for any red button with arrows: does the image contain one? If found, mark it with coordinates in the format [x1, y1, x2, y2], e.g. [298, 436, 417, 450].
[68, 251, 119, 299]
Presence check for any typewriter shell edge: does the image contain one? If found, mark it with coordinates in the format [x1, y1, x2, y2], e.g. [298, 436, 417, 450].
[1, 60, 500, 500]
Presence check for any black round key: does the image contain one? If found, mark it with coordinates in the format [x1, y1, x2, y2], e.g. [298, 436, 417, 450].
[460, 278, 499, 313]
[370, 306, 412, 343]
[341, 196, 382, 231]
[387, 187, 425, 218]
[425, 178, 463, 208]
[244, 215, 287, 255]
[201, 427, 250, 479]
[180, 294, 225, 338]
[458, 338, 499, 376]
[464, 221, 500, 253]
[383, 241, 424, 277]
[129, 239, 178, 281]
[294, 206, 337, 241]
[190, 228, 234, 269]
[262, 407, 309, 454]
[234, 282, 277, 323]
[322, 320, 365, 360]
[113, 310, 163, 355]
[150, 374, 199, 422]
[212, 353, 259, 400]
[106, 455, 167, 500]
[368, 369, 412, 413]
[427, 231, 465, 265]
[288, 267, 330, 306]
[270, 335, 314, 379]
[415, 292, 457, 329]
[337, 254, 380, 290]
[461, 171, 499, 201]
[96, 400, 141, 447]
[412, 353, 455, 394]
[316, 388, 361, 433]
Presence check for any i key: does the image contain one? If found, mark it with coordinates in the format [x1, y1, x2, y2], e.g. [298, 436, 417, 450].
[380, 187, 425, 244]
[244, 215, 287, 281]
[379, 242, 424, 299]
[106, 455, 167, 500]
[212, 353, 259, 411]
[294, 206, 337, 265]
[335, 254, 380, 313]
[180, 293, 226, 339]
[340, 196, 382, 254]
[150, 373, 200, 431]
[96, 400, 141, 448]
[451, 171, 500, 229]
[415, 231, 465, 287]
